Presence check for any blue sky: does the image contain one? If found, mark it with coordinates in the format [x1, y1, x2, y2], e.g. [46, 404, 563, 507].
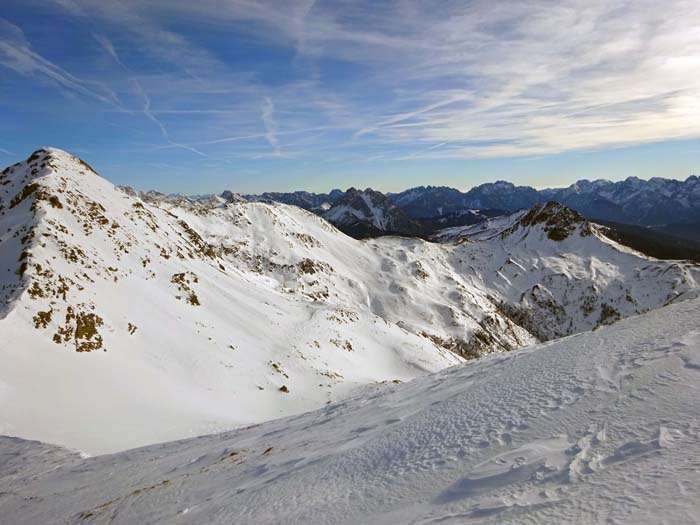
[1, 0, 699, 194]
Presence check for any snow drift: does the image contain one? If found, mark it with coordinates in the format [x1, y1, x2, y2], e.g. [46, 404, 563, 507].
[1, 297, 699, 523]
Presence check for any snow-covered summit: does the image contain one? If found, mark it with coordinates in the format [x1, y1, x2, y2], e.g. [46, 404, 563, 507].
[219, 190, 247, 203]
[432, 201, 591, 244]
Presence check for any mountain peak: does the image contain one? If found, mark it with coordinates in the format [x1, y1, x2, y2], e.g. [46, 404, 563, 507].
[324, 186, 420, 235]
[219, 190, 247, 203]
[33, 147, 96, 170]
[2, 148, 98, 186]
[515, 201, 592, 240]
[436, 201, 595, 244]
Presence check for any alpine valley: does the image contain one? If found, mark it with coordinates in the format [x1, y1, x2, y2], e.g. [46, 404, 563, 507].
[1, 148, 699, 458]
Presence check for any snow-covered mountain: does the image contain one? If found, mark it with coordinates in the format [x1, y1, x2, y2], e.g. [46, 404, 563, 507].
[463, 180, 543, 212]
[323, 186, 423, 236]
[244, 189, 343, 213]
[1, 148, 699, 455]
[390, 175, 700, 228]
[544, 175, 700, 225]
[228, 174, 700, 238]
[242, 186, 501, 237]
[431, 201, 700, 340]
[0, 149, 458, 453]
[219, 190, 247, 203]
[390, 181, 540, 218]
[3, 297, 699, 524]
[388, 185, 474, 218]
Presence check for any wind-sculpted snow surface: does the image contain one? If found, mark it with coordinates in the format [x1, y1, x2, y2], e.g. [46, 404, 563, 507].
[0, 148, 699, 454]
[2, 299, 700, 524]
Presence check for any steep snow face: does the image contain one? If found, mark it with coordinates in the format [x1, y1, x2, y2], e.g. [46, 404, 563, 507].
[1, 149, 699, 455]
[3, 298, 700, 524]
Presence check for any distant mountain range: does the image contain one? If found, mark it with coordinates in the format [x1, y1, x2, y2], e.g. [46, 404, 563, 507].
[240, 186, 502, 238]
[389, 182, 541, 219]
[240, 175, 700, 242]
[243, 189, 344, 213]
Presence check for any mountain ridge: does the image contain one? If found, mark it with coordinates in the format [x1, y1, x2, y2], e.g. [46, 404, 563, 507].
[239, 174, 700, 238]
[1, 147, 699, 455]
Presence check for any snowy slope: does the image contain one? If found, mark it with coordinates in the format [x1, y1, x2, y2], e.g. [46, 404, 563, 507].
[432, 202, 700, 339]
[1, 149, 699, 456]
[0, 149, 459, 454]
[2, 298, 699, 524]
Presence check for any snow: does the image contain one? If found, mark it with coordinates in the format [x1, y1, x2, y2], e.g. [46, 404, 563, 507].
[1, 149, 699, 457]
[323, 188, 407, 231]
[2, 298, 700, 523]
[0, 150, 460, 454]
[359, 192, 386, 229]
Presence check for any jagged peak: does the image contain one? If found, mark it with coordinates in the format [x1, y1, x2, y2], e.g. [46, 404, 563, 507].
[476, 180, 516, 190]
[219, 190, 247, 203]
[513, 201, 592, 241]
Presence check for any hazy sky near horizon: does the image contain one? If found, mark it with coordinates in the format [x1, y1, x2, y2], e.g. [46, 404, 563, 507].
[1, 0, 699, 194]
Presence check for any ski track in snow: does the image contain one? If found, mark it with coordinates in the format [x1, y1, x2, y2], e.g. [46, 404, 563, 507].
[1, 299, 700, 524]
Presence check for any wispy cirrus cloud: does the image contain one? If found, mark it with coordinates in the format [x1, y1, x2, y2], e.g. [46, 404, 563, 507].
[0, 18, 120, 106]
[92, 32, 207, 157]
[141, 0, 700, 159]
[1, 0, 699, 191]
[261, 97, 280, 156]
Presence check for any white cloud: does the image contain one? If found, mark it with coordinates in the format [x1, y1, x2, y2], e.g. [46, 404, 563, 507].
[261, 97, 280, 155]
[0, 18, 120, 105]
[7, 0, 700, 160]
